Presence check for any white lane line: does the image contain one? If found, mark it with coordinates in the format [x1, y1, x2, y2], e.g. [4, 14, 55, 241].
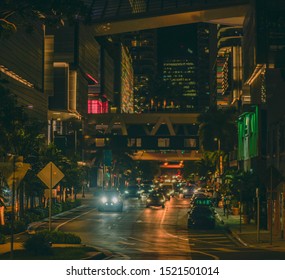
[55, 208, 97, 231]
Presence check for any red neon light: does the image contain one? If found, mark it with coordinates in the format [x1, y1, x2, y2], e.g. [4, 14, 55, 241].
[86, 73, 98, 84]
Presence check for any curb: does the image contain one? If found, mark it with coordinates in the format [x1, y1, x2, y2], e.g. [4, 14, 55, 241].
[223, 225, 249, 247]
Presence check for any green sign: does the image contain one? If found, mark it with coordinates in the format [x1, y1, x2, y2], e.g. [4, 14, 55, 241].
[195, 199, 212, 206]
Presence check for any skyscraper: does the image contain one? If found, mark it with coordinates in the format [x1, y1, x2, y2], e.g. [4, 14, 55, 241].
[158, 24, 198, 111]
[121, 30, 157, 113]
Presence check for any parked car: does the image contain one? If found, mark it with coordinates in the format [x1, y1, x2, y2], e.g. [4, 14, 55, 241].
[187, 206, 216, 229]
[146, 191, 166, 208]
[124, 185, 141, 198]
[97, 189, 123, 212]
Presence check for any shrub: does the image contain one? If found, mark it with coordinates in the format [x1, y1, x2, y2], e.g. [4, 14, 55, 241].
[61, 199, 81, 211]
[13, 220, 27, 233]
[31, 230, 81, 244]
[24, 234, 52, 256]
[0, 220, 27, 235]
[0, 233, 6, 244]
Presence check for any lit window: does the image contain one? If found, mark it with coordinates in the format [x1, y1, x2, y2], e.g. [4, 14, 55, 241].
[158, 138, 170, 147]
[128, 138, 142, 147]
[184, 138, 197, 148]
[88, 99, 109, 114]
[95, 138, 105, 147]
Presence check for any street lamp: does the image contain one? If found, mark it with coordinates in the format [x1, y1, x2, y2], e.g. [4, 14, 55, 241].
[10, 156, 15, 259]
[214, 138, 222, 178]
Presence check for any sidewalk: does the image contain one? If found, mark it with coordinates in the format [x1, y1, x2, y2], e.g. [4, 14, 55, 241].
[0, 191, 97, 257]
[215, 207, 285, 252]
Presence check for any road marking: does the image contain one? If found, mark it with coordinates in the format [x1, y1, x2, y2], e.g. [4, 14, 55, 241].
[128, 237, 154, 245]
[212, 247, 239, 252]
[117, 241, 136, 246]
[190, 250, 220, 260]
[55, 208, 97, 231]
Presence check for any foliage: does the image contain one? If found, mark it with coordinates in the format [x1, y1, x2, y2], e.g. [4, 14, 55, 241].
[24, 233, 52, 256]
[136, 161, 160, 180]
[24, 230, 81, 256]
[0, 219, 27, 235]
[61, 199, 81, 211]
[30, 230, 81, 244]
[0, 85, 46, 157]
[0, 0, 89, 37]
[222, 169, 259, 215]
[0, 232, 6, 244]
[194, 151, 220, 179]
[197, 107, 237, 153]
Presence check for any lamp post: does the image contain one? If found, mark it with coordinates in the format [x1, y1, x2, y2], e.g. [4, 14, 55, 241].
[10, 155, 16, 259]
[214, 138, 222, 179]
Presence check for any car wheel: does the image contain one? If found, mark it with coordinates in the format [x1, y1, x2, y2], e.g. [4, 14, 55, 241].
[162, 204, 165, 209]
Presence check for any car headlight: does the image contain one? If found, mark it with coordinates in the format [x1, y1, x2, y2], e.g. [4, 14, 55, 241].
[183, 189, 187, 193]
[160, 199, 165, 202]
[101, 196, 107, 203]
[125, 191, 129, 194]
[112, 197, 118, 203]
[147, 199, 151, 202]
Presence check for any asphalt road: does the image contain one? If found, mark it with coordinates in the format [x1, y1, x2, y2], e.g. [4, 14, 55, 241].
[44, 195, 285, 260]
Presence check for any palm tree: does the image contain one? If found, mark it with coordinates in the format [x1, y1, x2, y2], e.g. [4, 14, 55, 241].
[223, 169, 259, 220]
[195, 151, 218, 179]
[0, 0, 89, 38]
[197, 107, 237, 176]
[197, 107, 237, 153]
[0, 85, 47, 217]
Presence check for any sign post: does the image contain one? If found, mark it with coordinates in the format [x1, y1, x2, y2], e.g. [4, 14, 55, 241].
[37, 162, 64, 231]
[256, 188, 260, 243]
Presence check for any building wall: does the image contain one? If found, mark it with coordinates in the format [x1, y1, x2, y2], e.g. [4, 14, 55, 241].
[120, 45, 134, 113]
[0, 24, 48, 119]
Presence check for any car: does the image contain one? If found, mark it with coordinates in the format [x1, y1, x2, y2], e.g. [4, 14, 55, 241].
[174, 182, 186, 194]
[189, 196, 214, 209]
[140, 184, 154, 197]
[187, 206, 216, 229]
[97, 189, 123, 212]
[158, 183, 175, 200]
[146, 191, 166, 208]
[182, 184, 196, 198]
[124, 185, 141, 198]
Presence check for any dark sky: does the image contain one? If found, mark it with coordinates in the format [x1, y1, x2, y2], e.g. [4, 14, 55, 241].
[157, 23, 197, 60]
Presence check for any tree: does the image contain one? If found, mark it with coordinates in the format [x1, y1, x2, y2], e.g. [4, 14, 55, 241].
[136, 161, 160, 180]
[0, 85, 46, 216]
[197, 107, 237, 153]
[223, 169, 259, 220]
[0, 0, 89, 37]
[194, 152, 217, 179]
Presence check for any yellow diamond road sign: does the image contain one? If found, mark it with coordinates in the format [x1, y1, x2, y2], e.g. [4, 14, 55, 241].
[37, 162, 64, 189]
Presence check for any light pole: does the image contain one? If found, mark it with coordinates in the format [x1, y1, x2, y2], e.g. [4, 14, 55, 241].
[214, 138, 222, 178]
[10, 155, 16, 259]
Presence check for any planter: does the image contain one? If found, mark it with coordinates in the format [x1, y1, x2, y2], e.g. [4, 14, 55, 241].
[232, 207, 240, 215]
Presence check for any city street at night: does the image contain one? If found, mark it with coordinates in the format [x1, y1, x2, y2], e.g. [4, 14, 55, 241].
[5, 193, 282, 260]
[1, 0, 285, 270]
